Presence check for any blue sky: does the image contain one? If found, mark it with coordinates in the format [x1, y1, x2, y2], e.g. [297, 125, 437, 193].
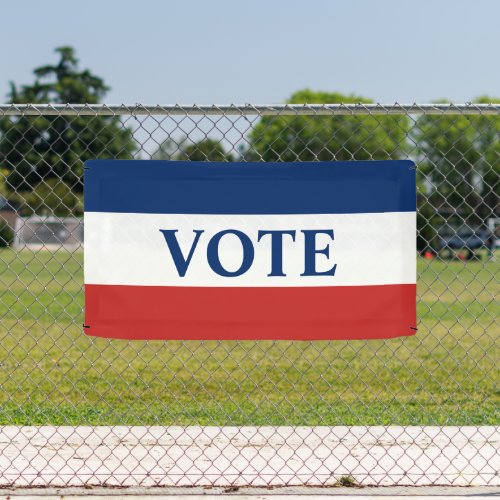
[1, 0, 499, 104]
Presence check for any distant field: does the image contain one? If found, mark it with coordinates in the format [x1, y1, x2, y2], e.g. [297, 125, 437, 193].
[0, 249, 498, 425]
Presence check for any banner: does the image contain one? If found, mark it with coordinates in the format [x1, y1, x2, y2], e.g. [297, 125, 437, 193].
[84, 160, 416, 340]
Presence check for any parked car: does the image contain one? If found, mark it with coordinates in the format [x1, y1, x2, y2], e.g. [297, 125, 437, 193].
[437, 227, 494, 258]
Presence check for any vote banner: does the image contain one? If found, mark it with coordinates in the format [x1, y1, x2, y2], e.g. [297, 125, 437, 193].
[84, 160, 416, 340]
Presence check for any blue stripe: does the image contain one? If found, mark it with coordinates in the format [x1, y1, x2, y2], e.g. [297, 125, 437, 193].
[84, 160, 415, 214]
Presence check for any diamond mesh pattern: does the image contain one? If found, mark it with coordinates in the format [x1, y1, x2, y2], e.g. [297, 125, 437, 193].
[0, 103, 498, 488]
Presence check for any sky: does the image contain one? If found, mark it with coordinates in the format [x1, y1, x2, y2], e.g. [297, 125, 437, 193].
[1, 0, 499, 105]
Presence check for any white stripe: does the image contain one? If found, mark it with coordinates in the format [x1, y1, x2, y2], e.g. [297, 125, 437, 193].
[84, 212, 416, 287]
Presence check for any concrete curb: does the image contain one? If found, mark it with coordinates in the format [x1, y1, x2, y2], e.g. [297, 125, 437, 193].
[0, 486, 499, 498]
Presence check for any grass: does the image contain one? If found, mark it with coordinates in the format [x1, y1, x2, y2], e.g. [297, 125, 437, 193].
[335, 476, 358, 487]
[0, 248, 498, 426]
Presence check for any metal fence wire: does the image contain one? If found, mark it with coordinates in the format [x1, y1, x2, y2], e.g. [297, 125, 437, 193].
[0, 103, 498, 488]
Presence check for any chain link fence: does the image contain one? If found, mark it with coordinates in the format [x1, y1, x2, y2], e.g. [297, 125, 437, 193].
[0, 103, 498, 488]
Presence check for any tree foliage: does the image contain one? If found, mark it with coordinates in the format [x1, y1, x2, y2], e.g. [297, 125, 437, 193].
[22, 178, 82, 216]
[0, 47, 136, 192]
[0, 220, 13, 248]
[153, 137, 234, 161]
[246, 90, 409, 161]
[413, 97, 500, 226]
[0, 167, 8, 197]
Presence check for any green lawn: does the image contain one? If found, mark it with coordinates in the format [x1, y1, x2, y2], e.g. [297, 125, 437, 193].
[0, 249, 498, 425]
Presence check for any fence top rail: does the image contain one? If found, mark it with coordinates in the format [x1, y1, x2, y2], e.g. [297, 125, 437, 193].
[0, 103, 499, 116]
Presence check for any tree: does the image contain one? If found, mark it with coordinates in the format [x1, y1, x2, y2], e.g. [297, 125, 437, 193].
[153, 136, 234, 161]
[0, 220, 13, 248]
[23, 178, 82, 216]
[0, 167, 8, 197]
[413, 97, 500, 228]
[0, 47, 136, 192]
[467, 97, 500, 221]
[245, 90, 409, 161]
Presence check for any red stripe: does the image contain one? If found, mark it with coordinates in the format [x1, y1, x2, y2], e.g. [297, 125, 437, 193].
[84, 284, 416, 340]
